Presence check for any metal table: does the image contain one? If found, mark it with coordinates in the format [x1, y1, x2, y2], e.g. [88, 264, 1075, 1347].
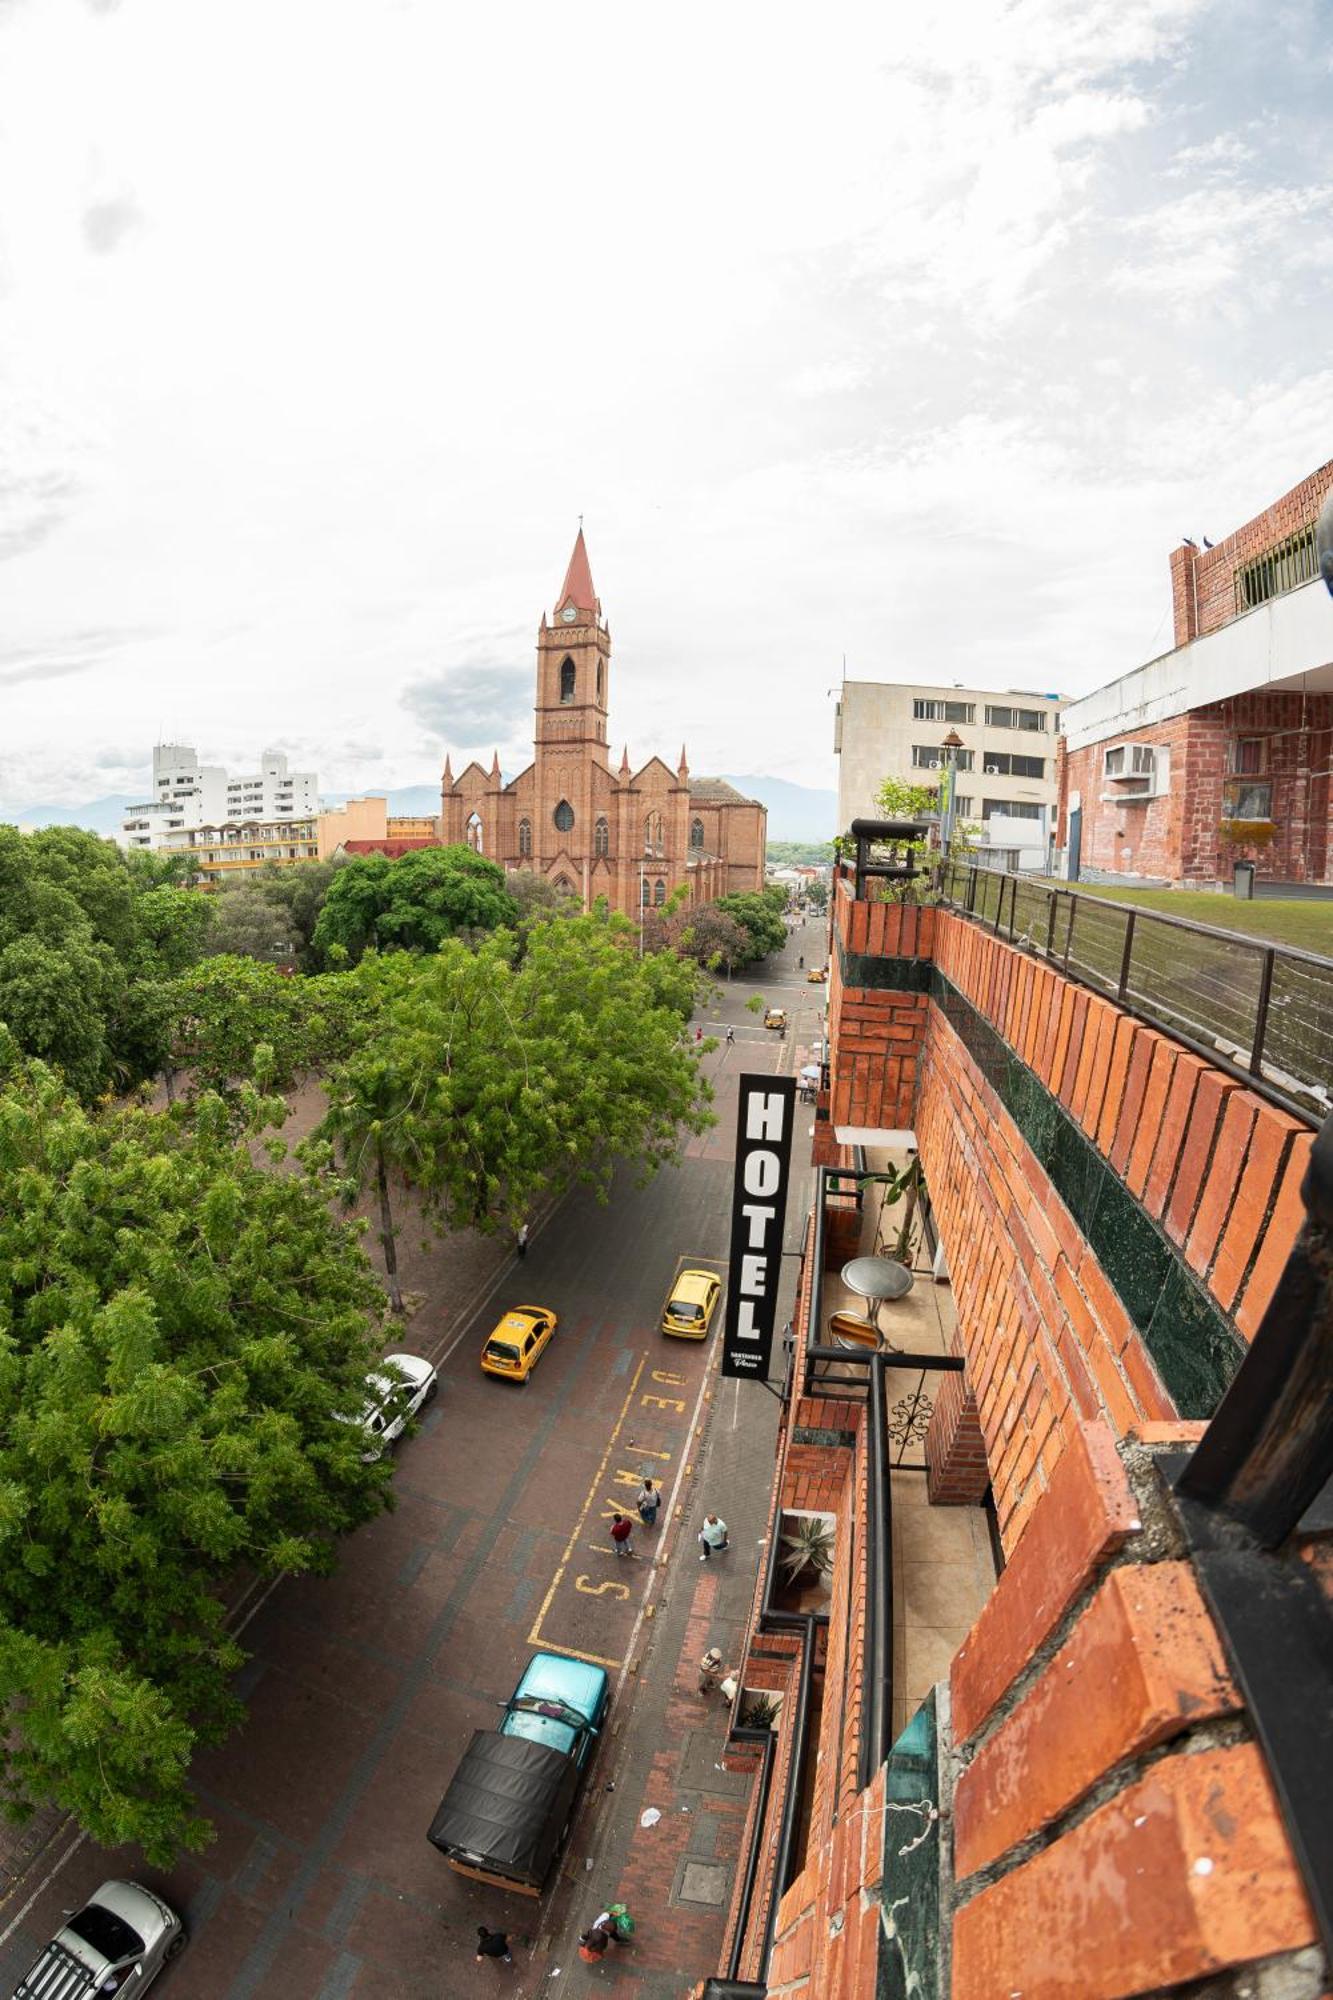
[840, 1255, 914, 1348]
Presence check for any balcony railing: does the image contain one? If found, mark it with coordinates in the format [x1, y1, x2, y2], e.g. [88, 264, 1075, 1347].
[936, 861, 1332, 1123]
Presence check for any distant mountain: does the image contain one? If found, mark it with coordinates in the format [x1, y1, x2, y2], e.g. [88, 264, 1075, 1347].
[720, 775, 837, 844]
[322, 783, 443, 817]
[10, 796, 137, 835]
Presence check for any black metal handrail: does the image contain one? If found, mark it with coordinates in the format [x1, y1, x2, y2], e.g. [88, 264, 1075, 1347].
[936, 860, 1331, 1124]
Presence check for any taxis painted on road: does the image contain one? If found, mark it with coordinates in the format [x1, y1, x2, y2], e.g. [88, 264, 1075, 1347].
[660, 1268, 722, 1339]
[481, 1305, 558, 1383]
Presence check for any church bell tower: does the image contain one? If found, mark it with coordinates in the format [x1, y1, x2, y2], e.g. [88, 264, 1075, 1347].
[536, 527, 611, 760]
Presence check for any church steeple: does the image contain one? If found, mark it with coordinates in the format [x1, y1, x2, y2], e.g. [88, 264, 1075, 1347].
[556, 526, 598, 619]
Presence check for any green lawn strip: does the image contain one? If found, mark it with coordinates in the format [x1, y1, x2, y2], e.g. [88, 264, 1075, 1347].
[1029, 880, 1333, 958]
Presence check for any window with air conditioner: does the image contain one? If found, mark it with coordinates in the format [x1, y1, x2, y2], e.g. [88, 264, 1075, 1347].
[912, 744, 973, 771]
[1103, 742, 1168, 799]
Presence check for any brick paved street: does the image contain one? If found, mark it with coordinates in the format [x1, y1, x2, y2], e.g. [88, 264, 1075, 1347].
[0, 920, 824, 1999]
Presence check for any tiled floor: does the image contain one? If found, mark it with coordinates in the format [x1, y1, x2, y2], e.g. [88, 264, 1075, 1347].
[815, 1152, 998, 1746]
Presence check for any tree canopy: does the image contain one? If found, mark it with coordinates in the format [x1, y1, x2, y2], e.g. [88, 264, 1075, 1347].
[714, 889, 789, 962]
[0, 1034, 391, 1858]
[312, 845, 518, 964]
[322, 911, 711, 1234]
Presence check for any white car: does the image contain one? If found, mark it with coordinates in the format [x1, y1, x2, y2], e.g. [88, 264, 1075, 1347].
[13, 1879, 184, 1997]
[349, 1352, 439, 1461]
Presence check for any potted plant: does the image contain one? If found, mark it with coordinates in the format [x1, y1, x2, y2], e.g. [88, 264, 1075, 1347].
[737, 1692, 781, 1731]
[779, 1512, 836, 1590]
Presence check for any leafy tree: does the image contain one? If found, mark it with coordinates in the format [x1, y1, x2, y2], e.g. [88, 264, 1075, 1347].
[164, 957, 374, 1100]
[874, 775, 940, 821]
[505, 869, 580, 929]
[322, 913, 711, 1242]
[206, 861, 345, 969]
[312, 846, 517, 965]
[20, 826, 139, 963]
[319, 1045, 434, 1316]
[715, 892, 788, 962]
[0, 933, 123, 1101]
[0, 1035, 392, 1859]
[130, 886, 216, 978]
[805, 878, 828, 912]
[675, 906, 751, 975]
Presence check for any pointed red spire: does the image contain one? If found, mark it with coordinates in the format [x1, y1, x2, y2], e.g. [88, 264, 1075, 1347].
[490, 750, 501, 779]
[678, 744, 689, 777]
[443, 754, 454, 786]
[556, 527, 598, 616]
[619, 743, 631, 776]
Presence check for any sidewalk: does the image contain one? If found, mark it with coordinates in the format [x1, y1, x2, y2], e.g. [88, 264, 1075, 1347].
[544, 1353, 781, 1997]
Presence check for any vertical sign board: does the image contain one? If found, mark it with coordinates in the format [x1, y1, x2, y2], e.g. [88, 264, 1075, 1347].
[721, 1075, 798, 1381]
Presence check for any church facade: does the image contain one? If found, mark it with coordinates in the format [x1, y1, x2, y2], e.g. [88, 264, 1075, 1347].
[439, 532, 766, 916]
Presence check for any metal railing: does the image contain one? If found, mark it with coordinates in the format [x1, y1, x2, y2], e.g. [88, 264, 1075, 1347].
[938, 861, 1333, 1124]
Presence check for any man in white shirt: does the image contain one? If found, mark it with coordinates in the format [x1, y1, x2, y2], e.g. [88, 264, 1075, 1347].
[698, 1513, 730, 1560]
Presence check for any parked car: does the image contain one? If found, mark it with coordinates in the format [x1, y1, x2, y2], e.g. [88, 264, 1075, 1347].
[661, 1268, 722, 1339]
[807, 965, 828, 983]
[342, 1353, 438, 1461]
[481, 1306, 557, 1384]
[428, 1651, 610, 1894]
[12, 1880, 185, 1998]
[763, 1007, 788, 1031]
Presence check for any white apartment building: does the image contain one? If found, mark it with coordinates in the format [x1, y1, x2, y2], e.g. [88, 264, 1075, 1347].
[121, 745, 320, 851]
[834, 680, 1069, 870]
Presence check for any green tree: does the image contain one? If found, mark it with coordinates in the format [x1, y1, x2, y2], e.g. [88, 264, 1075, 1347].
[206, 861, 345, 968]
[322, 914, 711, 1244]
[873, 776, 940, 821]
[766, 840, 835, 868]
[675, 906, 751, 975]
[805, 878, 828, 913]
[714, 892, 788, 962]
[312, 846, 517, 965]
[164, 957, 372, 1100]
[320, 1043, 434, 1316]
[0, 932, 124, 1101]
[130, 886, 216, 978]
[0, 1036, 392, 1859]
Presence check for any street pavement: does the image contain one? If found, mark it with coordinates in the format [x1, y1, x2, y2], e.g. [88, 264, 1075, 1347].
[0, 917, 826, 2000]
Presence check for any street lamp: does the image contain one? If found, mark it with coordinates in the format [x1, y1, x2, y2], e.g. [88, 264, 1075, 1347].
[938, 730, 964, 854]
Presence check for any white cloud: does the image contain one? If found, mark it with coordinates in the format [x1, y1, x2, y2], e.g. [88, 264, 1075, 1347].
[0, 0, 1328, 812]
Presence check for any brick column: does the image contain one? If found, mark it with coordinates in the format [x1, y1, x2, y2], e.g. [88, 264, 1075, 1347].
[925, 1369, 990, 1505]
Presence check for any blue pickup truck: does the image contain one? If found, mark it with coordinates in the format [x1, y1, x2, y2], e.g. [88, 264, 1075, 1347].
[427, 1651, 610, 1895]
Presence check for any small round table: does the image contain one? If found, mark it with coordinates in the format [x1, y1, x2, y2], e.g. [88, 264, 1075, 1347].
[840, 1255, 914, 1348]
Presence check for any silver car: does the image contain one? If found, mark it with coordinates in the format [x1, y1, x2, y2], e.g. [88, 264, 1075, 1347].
[350, 1352, 439, 1461]
[13, 1879, 184, 1997]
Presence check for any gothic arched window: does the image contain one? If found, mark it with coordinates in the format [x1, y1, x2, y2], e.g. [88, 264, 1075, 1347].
[518, 817, 532, 858]
[559, 657, 576, 704]
[466, 812, 483, 853]
[689, 816, 705, 850]
[554, 874, 576, 898]
[596, 660, 604, 703]
[641, 875, 651, 905]
[644, 810, 663, 855]
[594, 815, 609, 857]
[553, 799, 574, 834]
[653, 879, 666, 905]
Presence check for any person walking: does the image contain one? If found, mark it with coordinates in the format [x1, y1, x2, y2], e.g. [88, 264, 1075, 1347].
[694, 1024, 703, 1044]
[593, 1905, 634, 1945]
[577, 1927, 609, 1963]
[725, 1024, 735, 1046]
[515, 1222, 529, 1260]
[635, 1477, 660, 1529]
[698, 1512, 730, 1560]
[609, 1512, 638, 1558]
[475, 1926, 513, 1967]
[698, 1646, 725, 1695]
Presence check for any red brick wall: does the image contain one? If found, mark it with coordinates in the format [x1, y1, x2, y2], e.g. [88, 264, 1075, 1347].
[948, 1424, 1318, 2000]
[828, 894, 934, 1130]
[924, 1370, 989, 1505]
[1062, 691, 1333, 883]
[1171, 459, 1333, 647]
[925, 915, 1313, 1546]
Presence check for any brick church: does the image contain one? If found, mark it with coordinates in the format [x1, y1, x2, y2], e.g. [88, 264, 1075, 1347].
[439, 531, 766, 915]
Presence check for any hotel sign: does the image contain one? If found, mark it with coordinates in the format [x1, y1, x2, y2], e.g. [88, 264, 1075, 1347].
[721, 1076, 798, 1381]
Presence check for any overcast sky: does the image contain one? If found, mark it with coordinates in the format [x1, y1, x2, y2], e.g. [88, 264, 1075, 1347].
[1, 0, 1330, 813]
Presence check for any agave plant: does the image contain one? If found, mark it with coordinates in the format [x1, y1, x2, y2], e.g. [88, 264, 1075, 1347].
[779, 1514, 836, 1586]
[738, 1693, 780, 1731]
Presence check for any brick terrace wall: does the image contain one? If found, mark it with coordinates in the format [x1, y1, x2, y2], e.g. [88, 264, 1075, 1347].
[947, 1422, 1323, 1999]
[1062, 691, 1333, 883]
[1170, 459, 1333, 646]
[923, 912, 1313, 1547]
[828, 895, 934, 1131]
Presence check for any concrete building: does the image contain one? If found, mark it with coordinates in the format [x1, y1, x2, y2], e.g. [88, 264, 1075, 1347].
[316, 797, 439, 860]
[1057, 459, 1333, 886]
[121, 744, 319, 852]
[159, 815, 319, 885]
[835, 679, 1068, 870]
[440, 530, 766, 914]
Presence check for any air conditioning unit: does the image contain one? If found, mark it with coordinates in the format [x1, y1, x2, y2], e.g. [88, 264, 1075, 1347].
[1103, 742, 1168, 798]
[984, 765, 999, 775]
[928, 760, 940, 770]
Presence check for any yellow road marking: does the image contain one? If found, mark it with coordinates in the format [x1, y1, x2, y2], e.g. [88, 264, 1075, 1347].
[528, 1354, 648, 1661]
[525, 1634, 622, 1671]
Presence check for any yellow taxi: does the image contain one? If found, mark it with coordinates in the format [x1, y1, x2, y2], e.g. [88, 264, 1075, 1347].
[481, 1305, 558, 1383]
[661, 1269, 722, 1339]
[807, 965, 828, 983]
[763, 1007, 788, 1031]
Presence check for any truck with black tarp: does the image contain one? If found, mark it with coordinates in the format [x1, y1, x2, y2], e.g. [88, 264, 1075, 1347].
[427, 1651, 610, 1895]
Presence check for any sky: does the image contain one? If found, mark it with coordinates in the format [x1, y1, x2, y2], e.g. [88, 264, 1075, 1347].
[1, 0, 1331, 815]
